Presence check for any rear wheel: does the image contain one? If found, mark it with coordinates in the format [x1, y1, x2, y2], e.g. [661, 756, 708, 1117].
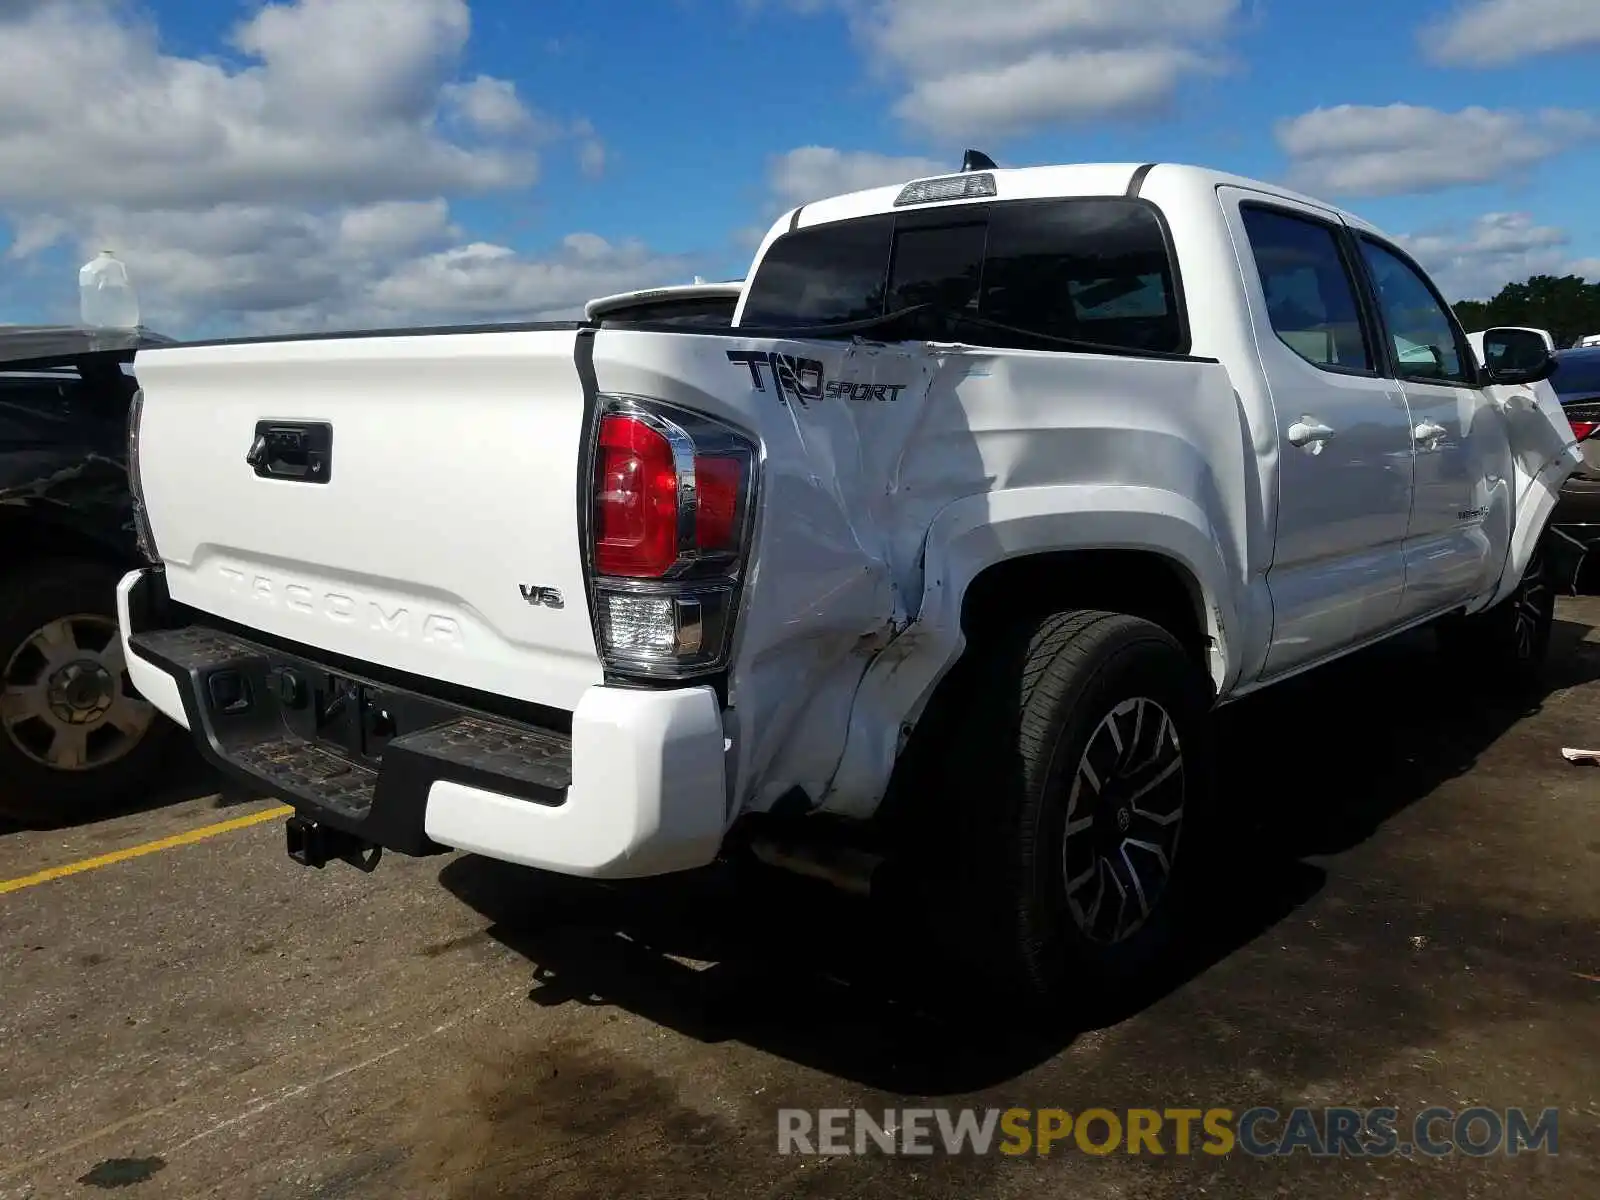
[0, 560, 172, 825]
[927, 610, 1216, 1013]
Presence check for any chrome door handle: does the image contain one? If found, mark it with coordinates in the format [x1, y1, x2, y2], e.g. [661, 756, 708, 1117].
[1287, 419, 1336, 449]
[1413, 421, 1447, 444]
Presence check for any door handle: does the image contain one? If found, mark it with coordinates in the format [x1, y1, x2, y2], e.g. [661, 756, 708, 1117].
[1413, 421, 1448, 445]
[1287, 419, 1336, 449]
[247, 421, 333, 483]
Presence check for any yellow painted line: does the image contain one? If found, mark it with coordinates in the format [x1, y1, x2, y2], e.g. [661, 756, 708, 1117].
[0, 804, 293, 896]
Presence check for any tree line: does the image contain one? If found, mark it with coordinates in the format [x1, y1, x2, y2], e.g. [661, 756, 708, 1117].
[1452, 275, 1600, 348]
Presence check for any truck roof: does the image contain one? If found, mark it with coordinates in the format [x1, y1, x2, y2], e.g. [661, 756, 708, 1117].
[778, 160, 1388, 241]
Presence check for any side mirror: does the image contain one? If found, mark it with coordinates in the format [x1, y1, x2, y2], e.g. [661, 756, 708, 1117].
[1481, 327, 1556, 385]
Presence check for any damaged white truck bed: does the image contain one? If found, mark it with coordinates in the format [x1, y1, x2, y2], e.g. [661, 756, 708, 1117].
[118, 159, 1583, 1005]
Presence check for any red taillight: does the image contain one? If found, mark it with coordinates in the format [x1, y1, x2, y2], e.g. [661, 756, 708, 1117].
[593, 412, 749, 578]
[588, 398, 757, 677]
[1571, 420, 1596, 442]
[594, 413, 679, 577]
[694, 455, 742, 551]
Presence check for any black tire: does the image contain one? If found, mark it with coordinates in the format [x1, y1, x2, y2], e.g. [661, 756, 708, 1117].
[0, 558, 173, 826]
[923, 610, 1216, 1015]
[1436, 538, 1556, 691]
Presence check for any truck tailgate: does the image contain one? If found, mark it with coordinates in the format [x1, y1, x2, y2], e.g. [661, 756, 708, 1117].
[132, 327, 603, 712]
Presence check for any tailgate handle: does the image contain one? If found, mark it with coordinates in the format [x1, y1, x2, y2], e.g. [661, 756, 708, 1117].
[247, 421, 332, 483]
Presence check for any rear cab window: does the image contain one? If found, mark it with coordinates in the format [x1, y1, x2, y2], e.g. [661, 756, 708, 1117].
[738, 197, 1188, 357]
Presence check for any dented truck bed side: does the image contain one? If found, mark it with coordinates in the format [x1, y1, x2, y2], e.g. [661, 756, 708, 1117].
[588, 327, 1253, 820]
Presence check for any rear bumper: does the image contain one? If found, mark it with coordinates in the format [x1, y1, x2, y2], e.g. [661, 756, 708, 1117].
[117, 568, 730, 878]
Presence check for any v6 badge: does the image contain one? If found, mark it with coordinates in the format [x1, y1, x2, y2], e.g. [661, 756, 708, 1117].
[519, 584, 564, 609]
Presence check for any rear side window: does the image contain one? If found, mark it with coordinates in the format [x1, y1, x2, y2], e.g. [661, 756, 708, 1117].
[739, 199, 1186, 355]
[1240, 206, 1373, 373]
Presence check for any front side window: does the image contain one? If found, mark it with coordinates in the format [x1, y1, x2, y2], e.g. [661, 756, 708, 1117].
[1357, 238, 1471, 384]
[738, 198, 1185, 355]
[1240, 206, 1373, 372]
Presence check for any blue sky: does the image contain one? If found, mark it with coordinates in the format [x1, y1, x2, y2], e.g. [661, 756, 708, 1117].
[514, 0, 1600, 271]
[0, 0, 1595, 335]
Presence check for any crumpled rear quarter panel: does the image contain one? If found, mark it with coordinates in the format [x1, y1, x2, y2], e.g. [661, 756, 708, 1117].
[591, 328, 1246, 819]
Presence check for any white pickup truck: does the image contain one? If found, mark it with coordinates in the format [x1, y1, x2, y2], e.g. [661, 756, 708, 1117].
[116, 158, 1583, 1007]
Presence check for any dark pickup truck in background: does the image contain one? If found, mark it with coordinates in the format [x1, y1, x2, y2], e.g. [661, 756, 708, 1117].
[0, 325, 177, 824]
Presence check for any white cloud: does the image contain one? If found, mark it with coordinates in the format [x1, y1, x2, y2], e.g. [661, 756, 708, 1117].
[0, 0, 668, 335]
[0, 0, 546, 210]
[1421, 0, 1600, 67]
[795, 0, 1243, 138]
[893, 46, 1220, 137]
[767, 146, 948, 210]
[43, 202, 696, 334]
[1398, 212, 1582, 300]
[571, 119, 608, 179]
[443, 75, 542, 136]
[366, 233, 694, 326]
[728, 145, 947, 250]
[1275, 104, 1599, 198]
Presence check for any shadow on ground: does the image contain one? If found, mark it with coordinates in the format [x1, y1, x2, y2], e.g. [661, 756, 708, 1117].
[441, 611, 1600, 1096]
[1216, 614, 1598, 860]
[0, 730, 240, 837]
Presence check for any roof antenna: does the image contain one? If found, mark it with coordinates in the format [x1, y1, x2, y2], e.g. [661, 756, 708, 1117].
[961, 149, 997, 172]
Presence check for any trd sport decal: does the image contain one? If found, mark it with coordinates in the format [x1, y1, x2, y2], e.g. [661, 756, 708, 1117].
[726, 350, 908, 407]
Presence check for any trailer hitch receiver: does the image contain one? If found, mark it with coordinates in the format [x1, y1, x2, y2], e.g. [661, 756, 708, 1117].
[285, 815, 382, 873]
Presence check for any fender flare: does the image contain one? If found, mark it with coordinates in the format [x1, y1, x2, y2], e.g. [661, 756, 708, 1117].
[1482, 395, 1588, 609]
[816, 483, 1244, 819]
[1489, 453, 1585, 606]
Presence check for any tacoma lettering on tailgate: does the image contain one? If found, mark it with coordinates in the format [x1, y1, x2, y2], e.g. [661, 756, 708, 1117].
[217, 566, 463, 647]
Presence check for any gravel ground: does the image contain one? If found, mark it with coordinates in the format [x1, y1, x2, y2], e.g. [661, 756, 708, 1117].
[1, 600, 1597, 1198]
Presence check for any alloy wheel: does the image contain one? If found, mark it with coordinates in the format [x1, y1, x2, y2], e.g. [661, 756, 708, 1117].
[1060, 696, 1186, 945]
[1, 614, 155, 772]
[1513, 548, 1552, 662]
